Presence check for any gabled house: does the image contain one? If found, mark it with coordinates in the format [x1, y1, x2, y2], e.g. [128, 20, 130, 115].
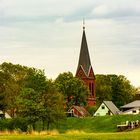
[121, 100, 140, 115]
[67, 106, 90, 118]
[94, 101, 120, 116]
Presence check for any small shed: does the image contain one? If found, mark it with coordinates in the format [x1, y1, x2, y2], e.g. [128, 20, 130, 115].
[121, 100, 140, 115]
[94, 101, 120, 116]
[68, 106, 90, 118]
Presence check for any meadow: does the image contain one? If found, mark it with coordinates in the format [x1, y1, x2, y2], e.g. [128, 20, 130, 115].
[1, 115, 140, 140]
[0, 130, 140, 140]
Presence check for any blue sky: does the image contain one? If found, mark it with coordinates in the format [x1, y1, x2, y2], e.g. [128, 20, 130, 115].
[0, 0, 140, 87]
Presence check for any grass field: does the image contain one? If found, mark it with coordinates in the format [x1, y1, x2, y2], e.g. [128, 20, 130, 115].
[1, 115, 140, 139]
[0, 130, 140, 140]
[57, 114, 140, 133]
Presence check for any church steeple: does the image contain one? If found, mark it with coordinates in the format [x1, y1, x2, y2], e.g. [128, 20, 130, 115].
[76, 23, 96, 106]
[76, 23, 92, 77]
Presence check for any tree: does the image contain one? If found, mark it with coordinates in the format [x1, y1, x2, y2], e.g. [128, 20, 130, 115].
[16, 68, 47, 129]
[55, 72, 89, 109]
[0, 62, 28, 117]
[95, 74, 112, 104]
[95, 74, 137, 107]
[16, 69, 65, 130]
[110, 75, 136, 107]
[0, 71, 7, 111]
[0, 62, 65, 130]
[16, 88, 41, 130]
[40, 80, 65, 130]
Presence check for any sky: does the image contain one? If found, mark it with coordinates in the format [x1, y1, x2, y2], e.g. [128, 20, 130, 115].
[0, 0, 140, 87]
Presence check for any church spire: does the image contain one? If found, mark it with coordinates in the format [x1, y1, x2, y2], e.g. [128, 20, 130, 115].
[76, 22, 96, 106]
[76, 21, 92, 76]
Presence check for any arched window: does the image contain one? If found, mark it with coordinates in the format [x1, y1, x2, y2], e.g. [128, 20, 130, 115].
[92, 83, 94, 96]
[89, 83, 92, 95]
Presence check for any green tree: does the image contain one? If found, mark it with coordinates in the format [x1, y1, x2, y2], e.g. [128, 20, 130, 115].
[96, 74, 136, 107]
[16, 69, 65, 130]
[0, 62, 65, 130]
[16, 68, 47, 129]
[16, 88, 41, 130]
[0, 71, 7, 111]
[40, 80, 65, 130]
[110, 75, 136, 107]
[95, 74, 112, 104]
[0, 62, 28, 117]
[55, 72, 89, 109]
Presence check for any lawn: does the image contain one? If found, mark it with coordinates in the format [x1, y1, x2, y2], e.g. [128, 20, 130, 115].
[1, 115, 140, 139]
[57, 114, 140, 133]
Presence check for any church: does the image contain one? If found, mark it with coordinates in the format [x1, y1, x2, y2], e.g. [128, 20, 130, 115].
[76, 24, 96, 106]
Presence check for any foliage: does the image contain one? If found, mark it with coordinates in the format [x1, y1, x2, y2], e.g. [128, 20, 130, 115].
[0, 117, 28, 131]
[87, 106, 98, 115]
[55, 72, 89, 109]
[16, 69, 65, 130]
[39, 80, 66, 130]
[0, 62, 28, 117]
[95, 74, 137, 107]
[0, 71, 7, 111]
[0, 62, 65, 131]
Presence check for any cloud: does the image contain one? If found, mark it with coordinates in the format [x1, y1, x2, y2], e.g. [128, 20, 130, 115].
[1, 0, 140, 26]
[0, 0, 140, 86]
[91, 0, 140, 19]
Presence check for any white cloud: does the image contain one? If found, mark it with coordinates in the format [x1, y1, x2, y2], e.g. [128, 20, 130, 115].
[0, 0, 140, 86]
[92, 0, 140, 18]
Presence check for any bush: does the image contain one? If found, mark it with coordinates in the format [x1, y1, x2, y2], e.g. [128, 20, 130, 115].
[87, 106, 98, 115]
[0, 117, 28, 132]
[0, 119, 10, 130]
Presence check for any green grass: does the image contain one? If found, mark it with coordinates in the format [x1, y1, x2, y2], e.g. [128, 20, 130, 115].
[58, 114, 140, 133]
[1, 115, 140, 139]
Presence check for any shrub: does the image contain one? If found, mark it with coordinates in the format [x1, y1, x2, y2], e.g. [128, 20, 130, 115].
[0, 117, 28, 132]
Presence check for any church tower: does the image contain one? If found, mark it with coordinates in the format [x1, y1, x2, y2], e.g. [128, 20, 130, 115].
[76, 23, 96, 106]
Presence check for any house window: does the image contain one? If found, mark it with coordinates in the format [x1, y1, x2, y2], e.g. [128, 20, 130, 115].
[102, 105, 105, 109]
[132, 110, 136, 113]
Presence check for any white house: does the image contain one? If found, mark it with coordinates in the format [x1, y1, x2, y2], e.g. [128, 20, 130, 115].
[0, 110, 11, 119]
[94, 101, 120, 116]
[121, 100, 140, 115]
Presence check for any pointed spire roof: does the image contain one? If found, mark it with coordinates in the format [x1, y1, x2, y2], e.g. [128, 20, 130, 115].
[76, 24, 92, 76]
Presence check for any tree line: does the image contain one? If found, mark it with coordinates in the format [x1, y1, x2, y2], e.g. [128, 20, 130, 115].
[0, 62, 138, 131]
[95, 74, 137, 107]
[0, 62, 89, 130]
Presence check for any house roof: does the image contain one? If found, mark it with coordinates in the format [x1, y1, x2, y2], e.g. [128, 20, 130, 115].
[76, 27, 92, 77]
[69, 106, 90, 117]
[103, 101, 120, 115]
[121, 100, 140, 108]
[122, 107, 139, 114]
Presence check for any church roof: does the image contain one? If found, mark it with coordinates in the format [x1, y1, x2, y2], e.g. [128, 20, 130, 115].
[76, 27, 92, 76]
